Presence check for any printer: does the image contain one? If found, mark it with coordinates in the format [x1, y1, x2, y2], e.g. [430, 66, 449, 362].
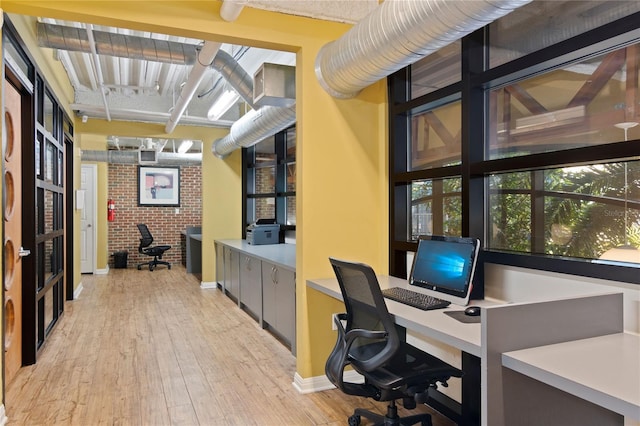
[246, 219, 280, 245]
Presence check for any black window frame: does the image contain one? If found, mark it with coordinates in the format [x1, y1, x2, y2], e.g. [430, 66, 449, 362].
[389, 11, 640, 285]
[242, 125, 296, 239]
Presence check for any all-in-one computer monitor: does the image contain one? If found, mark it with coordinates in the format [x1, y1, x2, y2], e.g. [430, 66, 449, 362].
[409, 235, 480, 306]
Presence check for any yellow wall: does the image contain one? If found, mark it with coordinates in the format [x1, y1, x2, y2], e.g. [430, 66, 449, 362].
[2, 1, 389, 381]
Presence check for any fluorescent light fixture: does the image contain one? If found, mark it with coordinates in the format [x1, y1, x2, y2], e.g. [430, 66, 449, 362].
[177, 139, 193, 154]
[207, 89, 240, 121]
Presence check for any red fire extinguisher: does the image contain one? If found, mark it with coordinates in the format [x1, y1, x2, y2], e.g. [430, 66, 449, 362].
[107, 199, 116, 222]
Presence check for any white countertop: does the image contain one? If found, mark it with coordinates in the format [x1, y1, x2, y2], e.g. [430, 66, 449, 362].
[307, 275, 499, 357]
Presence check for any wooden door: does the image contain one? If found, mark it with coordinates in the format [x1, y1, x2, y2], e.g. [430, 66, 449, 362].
[4, 82, 24, 384]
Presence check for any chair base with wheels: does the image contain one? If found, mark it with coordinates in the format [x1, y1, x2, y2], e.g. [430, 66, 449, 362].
[136, 224, 172, 271]
[136, 247, 172, 271]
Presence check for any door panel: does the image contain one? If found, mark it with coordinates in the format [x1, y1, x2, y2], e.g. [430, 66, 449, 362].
[80, 165, 95, 273]
[4, 82, 24, 384]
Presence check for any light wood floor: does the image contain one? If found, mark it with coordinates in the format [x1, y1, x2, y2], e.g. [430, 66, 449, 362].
[5, 266, 455, 426]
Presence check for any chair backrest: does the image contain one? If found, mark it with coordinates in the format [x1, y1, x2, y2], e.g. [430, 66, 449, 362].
[328, 258, 400, 372]
[137, 224, 154, 252]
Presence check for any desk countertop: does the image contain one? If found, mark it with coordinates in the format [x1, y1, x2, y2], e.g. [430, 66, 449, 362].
[502, 332, 640, 420]
[307, 275, 496, 357]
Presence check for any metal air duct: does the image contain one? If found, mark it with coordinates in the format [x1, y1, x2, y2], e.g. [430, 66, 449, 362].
[37, 22, 199, 65]
[81, 150, 202, 165]
[315, 0, 531, 99]
[212, 105, 296, 158]
[211, 49, 255, 108]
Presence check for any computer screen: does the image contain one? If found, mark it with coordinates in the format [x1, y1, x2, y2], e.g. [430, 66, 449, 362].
[409, 235, 480, 306]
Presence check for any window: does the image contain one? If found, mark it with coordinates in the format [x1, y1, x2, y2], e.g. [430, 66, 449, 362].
[244, 126, 296, 238]
[389, 3, 640, 283]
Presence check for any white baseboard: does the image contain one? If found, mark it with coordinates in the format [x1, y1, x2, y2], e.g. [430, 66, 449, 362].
[292, 370, 363, 394]
[74, 282, 84, 299]
[200, 281, 218, 289]
[95, 266, 109, 275]
[0, 404, 8, 425]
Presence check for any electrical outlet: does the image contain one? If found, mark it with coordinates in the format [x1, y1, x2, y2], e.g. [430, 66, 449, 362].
[331, 313, 339, 330]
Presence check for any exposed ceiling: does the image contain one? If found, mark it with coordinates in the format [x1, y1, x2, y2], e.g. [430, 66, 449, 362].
[33, 1, 379, 150]
[25, 1, 382, 160]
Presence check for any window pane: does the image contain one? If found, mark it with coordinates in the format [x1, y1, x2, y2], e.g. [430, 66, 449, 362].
[488, 163, 640, 265]
[286, 162, 296, 192]
[255, 197, 275, 220]
[489, 1, 640, 68]
[255, 136, 275, 163]
[411, 177, 461, 240]
[411, 41, 460, 99]
[285, 196, 296, 226]
[488, 172, 532, 251]
[489, 44, 639, 159]
[44, 93, 54, 134]
[44, 190, 54, 234]
[286, 127, 296, 159]
[255, 166, 275, 194]
[410, 100, 461, 170]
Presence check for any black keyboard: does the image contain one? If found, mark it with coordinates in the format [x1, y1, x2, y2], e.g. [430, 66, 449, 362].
[381, 287, 450, 311]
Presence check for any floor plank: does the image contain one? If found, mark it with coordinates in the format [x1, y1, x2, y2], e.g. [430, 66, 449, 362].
[5, 266, 455, 426]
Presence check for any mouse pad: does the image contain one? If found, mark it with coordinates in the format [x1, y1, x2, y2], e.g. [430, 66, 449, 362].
[444, 310, 480, 324]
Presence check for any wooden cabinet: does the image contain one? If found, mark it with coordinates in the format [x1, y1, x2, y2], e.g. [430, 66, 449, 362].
[239, 254, 262, 322]
[262, 261, 296, 353]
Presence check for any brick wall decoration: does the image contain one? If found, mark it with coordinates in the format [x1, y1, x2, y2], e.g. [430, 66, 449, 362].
[107, 164, 201, 268]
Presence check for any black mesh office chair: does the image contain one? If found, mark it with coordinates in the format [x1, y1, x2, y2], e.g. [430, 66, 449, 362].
[326, 258, 463, 426]
[136, 224, 171, 271]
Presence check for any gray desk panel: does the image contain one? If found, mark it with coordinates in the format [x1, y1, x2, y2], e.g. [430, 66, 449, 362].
[502, 333, 640, 420]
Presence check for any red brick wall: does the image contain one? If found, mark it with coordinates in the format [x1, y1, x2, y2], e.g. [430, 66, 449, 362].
[107, 164, 201, 268]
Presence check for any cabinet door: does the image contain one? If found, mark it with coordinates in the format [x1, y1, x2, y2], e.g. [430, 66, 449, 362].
[215, 243, 224, 287]
[275, 267, 296, 351]
[240, 255, 262, 322]
[262, 262, 277, 327]
[226, 248, 240, 302]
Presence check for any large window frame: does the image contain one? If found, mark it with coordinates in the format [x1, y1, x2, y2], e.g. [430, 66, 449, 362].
[389, 11, 640, 285]
[243, 126, 296, 239]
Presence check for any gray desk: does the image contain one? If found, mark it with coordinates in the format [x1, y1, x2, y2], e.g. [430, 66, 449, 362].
[185, 226, 202, 274]
[308, 275, 627, 425]
[502, 332, 640, 422]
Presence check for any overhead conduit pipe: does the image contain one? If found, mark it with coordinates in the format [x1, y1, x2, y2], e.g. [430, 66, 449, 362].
[315, 0, 532, 99]
[213, 0, 531, 159]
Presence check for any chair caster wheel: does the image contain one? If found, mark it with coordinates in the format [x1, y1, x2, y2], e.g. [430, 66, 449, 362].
[149, 265, 155, 271]
[348, 414, 361, 426]
[137, 265, 141, 270]
[168, 264, 171, 270]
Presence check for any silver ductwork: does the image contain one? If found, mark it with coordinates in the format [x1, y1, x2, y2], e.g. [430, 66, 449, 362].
[37, 22, 199, 65]
[81, 150, 202, 165]
[212, 105, 296, 158]
[211, 49, 255, 108]
[315, 0, 531, 99]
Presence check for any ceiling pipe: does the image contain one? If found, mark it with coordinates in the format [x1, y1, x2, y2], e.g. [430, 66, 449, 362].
[86, 24, 111, 121]
[81, 150, 202, 165]
[315, 0, 532, 99]
[212, 105, 295, 158]
[37, 22, 198, 65]
[211, 49, 255, 109]
[220, 1, 245, 22]
[165, 41, 221, 133]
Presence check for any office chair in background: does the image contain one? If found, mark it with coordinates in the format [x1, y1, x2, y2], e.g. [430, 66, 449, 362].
[136, 224, 172, 271]
[326, 258, 462, 426]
